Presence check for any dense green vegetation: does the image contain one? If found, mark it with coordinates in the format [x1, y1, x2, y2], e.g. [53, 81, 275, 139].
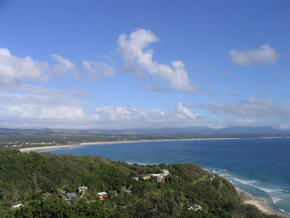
[0, 149, 280, 217]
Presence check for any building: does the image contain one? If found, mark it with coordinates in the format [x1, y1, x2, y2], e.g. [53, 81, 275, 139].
[78, 186, 88, 193]
[141, 175, 151, 180]
[188, 204, 202, 211]
[150, 169, 170, 183]
[62, 193, 77, 202]
[12, 203, 23, 209]
[150, 173, 166, 183]
[137, 169, 170, 183]
[97, 192, 109, 200]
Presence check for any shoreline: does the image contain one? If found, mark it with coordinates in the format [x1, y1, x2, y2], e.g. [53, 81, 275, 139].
[19, 137, 240, 152]
[19, 138, 290, 217]
[18, 136, 290, 152]
[236, 188, 287, 217]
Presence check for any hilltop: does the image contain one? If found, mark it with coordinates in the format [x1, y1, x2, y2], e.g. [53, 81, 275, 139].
[0, 149, 280, 217]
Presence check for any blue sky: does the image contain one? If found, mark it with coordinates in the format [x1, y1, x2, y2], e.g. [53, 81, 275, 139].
[0, 0, 290, 129]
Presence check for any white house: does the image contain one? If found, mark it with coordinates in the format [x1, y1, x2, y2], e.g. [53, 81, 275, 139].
[97, 192, 109, 200]
[78, 186, 88, 193]
[12, 204, 23, 209]
[188, 204, 202, 211]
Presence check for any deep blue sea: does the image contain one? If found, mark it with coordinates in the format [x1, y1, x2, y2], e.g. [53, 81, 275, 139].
[37, 138, 290, 215]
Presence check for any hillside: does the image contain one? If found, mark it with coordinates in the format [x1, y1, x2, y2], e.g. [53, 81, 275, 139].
[0, 149, 280, 218]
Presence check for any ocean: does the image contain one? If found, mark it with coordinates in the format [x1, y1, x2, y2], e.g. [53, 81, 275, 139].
[37, 138, 290, 216]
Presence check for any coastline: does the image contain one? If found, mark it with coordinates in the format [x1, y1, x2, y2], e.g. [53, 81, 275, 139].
[19, 138, 290, 217]
[18, 136, 290, 152]
[19, 137, 240, 152]
[236, 188, 287, 217]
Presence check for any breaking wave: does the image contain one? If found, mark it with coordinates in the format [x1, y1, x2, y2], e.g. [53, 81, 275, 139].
[206, 168, 290, 216]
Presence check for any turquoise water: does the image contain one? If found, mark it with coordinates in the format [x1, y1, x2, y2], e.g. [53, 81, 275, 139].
[38, 138, 290, 216]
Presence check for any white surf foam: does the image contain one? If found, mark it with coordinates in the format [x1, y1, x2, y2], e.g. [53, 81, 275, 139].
[209, 168, 290, 207]
[279, 208, 290, 215]
[125, 161, 157, 165]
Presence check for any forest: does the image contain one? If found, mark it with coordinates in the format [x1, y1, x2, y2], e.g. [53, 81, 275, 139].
[0, 149, 280, 218]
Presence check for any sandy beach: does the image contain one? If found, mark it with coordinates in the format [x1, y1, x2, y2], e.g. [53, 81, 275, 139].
[18, 136, 290, 152]
[245, 198, 276, 215]
[237, 188, 287, 217]
[19, 137, 240, 152]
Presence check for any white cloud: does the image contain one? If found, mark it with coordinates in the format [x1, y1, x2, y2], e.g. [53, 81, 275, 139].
[0, 95, 206, 129]
[0, 93, 84, 120]
[0, 46, 118, 90]
[7, 105, 83, 120]
[0, 48, 48, 85]
[0, 91, 283, 129]
[51, 54, 76, 75]
[201, 96, 290, 119]
[90, 103, 201, 128]
[118, 29, 196, 92]
[229, 44, 278, 66]
[83, 61, 115, 80]
[173, 103, 199, 120]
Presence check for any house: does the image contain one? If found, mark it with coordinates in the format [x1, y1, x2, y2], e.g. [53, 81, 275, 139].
[188, 204, 202, 211]
[150, 169, 170, 183]
[150, 173, 166, 183]
[141, 174, 151, 180]
[137, 169, 170, 183]
[141, 175, 151, 180]
[78, 186, 88, 193]
[97, 192, 109, 200]
[150, 173, 161, 177]
[12, 203, 23, 209]
[63, 193, 77, 202]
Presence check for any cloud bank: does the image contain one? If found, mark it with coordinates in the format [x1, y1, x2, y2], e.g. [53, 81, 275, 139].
[92, 103, 200, 125]
[201, 96, 290, 119]
[0, 96, 205, 129]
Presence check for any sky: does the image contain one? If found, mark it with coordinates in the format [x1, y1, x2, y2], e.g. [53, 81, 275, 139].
[0, 0, 290, 129]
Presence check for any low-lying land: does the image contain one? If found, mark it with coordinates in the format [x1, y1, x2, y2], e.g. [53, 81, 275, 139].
[0, 149, 281, 217]
[2, 127, 290, 150]
[19, 138, 241, 152]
